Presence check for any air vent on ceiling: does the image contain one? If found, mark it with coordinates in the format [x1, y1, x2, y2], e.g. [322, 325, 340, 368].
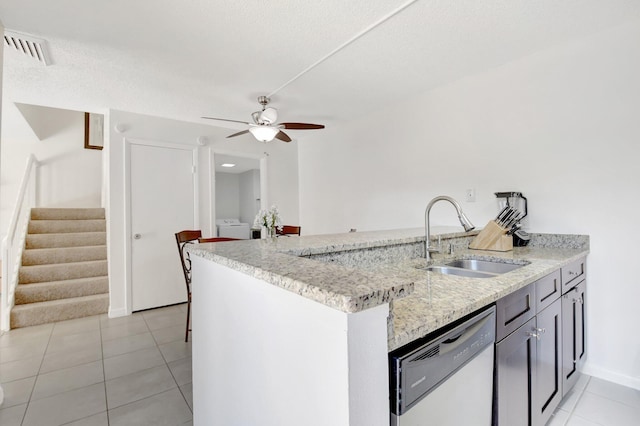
[4, 30, 51, 66]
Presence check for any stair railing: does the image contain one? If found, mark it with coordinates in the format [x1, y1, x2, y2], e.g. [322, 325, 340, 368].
[1, 154, 39, 332]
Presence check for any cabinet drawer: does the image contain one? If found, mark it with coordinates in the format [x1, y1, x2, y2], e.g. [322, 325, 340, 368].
[496, 283, 536, 342]
[536, 270, 562, 312]
[562, 257, 586, 293]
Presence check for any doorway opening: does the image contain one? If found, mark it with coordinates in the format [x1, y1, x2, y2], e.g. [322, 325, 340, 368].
[213, 153, 263, 239]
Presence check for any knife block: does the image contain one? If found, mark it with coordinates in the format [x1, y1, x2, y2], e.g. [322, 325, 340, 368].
[469, 220, 513, 252]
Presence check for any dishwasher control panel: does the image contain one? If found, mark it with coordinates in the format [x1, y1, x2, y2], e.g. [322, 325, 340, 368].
[389, 306, 496, 417]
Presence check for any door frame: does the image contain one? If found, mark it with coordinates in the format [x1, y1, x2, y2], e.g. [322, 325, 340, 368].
[207, 147, 269, 235]
[124, 137, 200, 314]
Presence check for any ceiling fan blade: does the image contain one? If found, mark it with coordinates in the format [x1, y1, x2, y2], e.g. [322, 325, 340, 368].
[202, 117, 250, 125]
[280, 122, 325, 130]
[275, 131, 292, 142]
[227, 130, 250, 138]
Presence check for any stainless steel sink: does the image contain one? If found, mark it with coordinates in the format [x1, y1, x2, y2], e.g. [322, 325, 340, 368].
[422, 258, 527, 279]
[425, 266, 497, 278]
[445, 259, 523, 274]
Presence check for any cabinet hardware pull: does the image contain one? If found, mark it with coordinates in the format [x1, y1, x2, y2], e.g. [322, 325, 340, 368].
[535, 327, 546, 334]
[527, 331, 541, 340]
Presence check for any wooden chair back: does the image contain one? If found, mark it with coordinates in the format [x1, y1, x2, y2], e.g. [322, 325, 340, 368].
[175, 230, 202, 289]
[277, 225, 301, 236]
[198, 237, 241, 243]
[175, 230, 201, 342]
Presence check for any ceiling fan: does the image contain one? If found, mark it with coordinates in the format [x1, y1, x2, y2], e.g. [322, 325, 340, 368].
[202, 96, 325, 142]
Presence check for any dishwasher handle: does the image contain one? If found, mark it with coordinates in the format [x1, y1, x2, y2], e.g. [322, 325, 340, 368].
[439, 312, 494, 355]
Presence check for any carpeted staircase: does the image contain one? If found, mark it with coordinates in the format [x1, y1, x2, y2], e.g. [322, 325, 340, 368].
[10, 208, 109, 328]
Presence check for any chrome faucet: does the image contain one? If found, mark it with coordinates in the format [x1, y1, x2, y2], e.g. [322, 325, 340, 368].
[425, 196, 475, 261]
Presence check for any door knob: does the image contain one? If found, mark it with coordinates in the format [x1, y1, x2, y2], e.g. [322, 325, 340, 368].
[134, 234, 142, 240]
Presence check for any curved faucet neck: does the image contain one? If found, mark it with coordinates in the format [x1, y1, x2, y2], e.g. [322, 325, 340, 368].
[424, 196, 474, 261]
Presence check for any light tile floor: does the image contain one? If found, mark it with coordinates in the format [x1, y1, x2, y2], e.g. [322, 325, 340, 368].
[0, 304, 192, 426]
[547, 373, 640, 426]
[2, 303, 640, 425]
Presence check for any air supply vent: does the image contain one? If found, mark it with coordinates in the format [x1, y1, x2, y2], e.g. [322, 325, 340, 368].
[4, 30, 51, 66]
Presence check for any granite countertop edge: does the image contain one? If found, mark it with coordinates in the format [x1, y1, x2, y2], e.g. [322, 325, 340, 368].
[186, 227, 589, 351]
[186, 228, 435, 313]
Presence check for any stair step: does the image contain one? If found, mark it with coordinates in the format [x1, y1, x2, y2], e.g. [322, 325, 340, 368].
[15, 276, 109, 304]
[28, 219, 106, 234]
[10, 294, 109, 329]
[21, 245, 107, 266]
[25, 232, 107, 249]
[19, 260, 108, 284]
[31, 208, 105, 220]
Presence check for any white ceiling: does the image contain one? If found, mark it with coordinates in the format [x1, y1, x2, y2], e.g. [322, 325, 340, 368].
[2, 0, 640, 137]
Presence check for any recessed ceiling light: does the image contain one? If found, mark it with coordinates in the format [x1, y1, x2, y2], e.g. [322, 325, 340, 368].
[221, 163, 236, 168]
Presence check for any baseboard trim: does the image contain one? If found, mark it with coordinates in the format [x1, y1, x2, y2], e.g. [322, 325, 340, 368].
[108, 306, 129, 318]
[582, 361, 640, 391]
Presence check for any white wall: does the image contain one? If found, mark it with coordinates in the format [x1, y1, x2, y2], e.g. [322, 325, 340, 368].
[299, 19, 640, 388]
[0, 103, 103, 238]
[215, 172, 240, 220]
[0, 19, 4, 243]
[215, 169, 261, 226]
[239, 169, 260, 224]
[0, 18, 4, 405]
[106, 110, 300, 316]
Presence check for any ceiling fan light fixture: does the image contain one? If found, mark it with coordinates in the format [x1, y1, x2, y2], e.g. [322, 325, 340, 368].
[249, 126, 279, 142]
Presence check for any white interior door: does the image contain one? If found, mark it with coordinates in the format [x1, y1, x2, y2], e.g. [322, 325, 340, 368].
[130, 142, 196, 311]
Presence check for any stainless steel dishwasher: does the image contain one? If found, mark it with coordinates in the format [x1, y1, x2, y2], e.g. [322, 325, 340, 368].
[390, 306, 496, 426]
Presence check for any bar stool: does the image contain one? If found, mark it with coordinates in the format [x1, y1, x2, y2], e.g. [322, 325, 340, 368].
[175, 230, 202, 342]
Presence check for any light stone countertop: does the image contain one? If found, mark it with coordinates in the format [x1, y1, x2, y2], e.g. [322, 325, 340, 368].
[187, 227, 589, 352]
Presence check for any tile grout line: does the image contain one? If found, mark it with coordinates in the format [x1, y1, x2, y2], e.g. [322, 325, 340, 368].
[101, 312, 182, 415]
[2, 306, 192, 425]
[580, 387, 640, 412]
[142, 308, 194, 415]
[20, 323, 55, 426]
[564, 376, 591, 424]
[99, 316, 111, 426]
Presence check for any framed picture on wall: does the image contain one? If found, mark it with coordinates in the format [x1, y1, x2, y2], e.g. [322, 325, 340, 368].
[84, 112, 104, 150]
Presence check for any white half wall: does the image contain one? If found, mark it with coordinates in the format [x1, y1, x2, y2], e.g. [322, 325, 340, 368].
[191, 255, 389, 426]
[299, 19, 640, 388]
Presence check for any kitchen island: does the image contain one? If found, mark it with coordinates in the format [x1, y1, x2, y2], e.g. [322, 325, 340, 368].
[187, 227, 589, 426]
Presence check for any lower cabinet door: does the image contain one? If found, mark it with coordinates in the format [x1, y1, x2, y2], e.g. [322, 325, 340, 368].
[536, 298, 562, 426]
[562, 280, 587, 396]
[496, 317, 538, 426]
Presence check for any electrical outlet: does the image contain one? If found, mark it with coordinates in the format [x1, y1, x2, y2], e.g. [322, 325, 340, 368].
[465, 188, 476, 202]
